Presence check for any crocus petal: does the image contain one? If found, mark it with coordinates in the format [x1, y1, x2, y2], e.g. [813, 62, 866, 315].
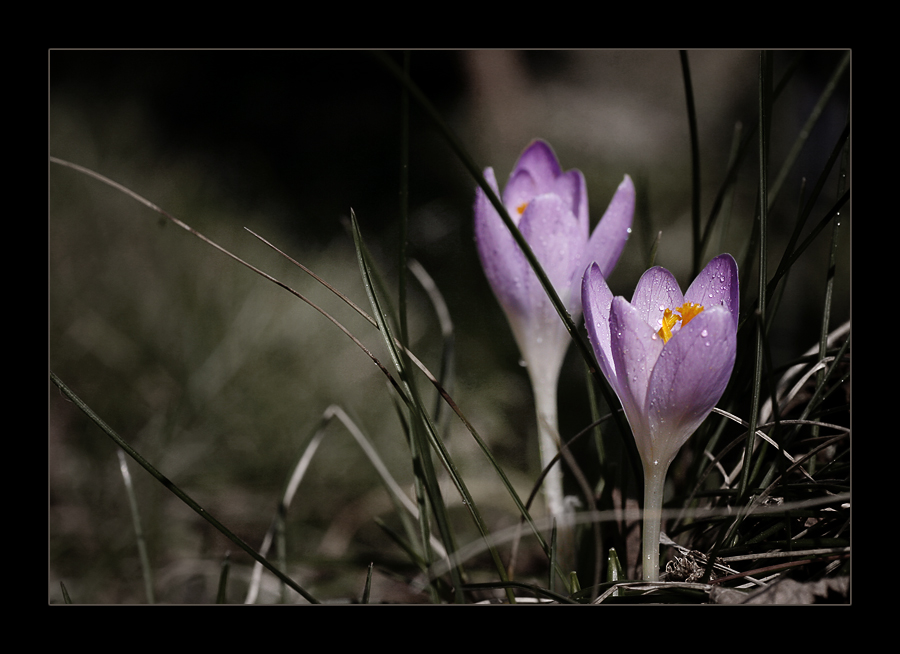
[630, 266, 686, 335]
[551, 169, 590, 233]
[504, 167, 541, 217]
[685, 253, 740, 331]
[582, 262, 616, 384]
[645, 306, 736, 466]
[608, 295, 664, 458]
[580, 175, 635, 282]
[474, 167, 531, 316]
[509, 140, 563, 194]
[518, 193, 585, 311]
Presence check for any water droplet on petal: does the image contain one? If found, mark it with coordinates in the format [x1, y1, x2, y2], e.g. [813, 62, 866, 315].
[701, 329, 708, 337]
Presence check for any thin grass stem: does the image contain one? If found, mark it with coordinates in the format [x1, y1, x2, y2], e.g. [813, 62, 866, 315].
[679, 50, 702, 278]
[52, 158, 552, 586]
[768, 51, 849, 210]
[116, 449, 155, 604]
[216, 553, 230, 604]
[398, 50, 411, 350]
[50, 371, 320, 604]
[362, 562, 374, 604]
[737, 51, 772, 507]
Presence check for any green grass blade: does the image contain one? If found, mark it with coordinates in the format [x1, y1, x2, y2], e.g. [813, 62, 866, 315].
[245, 410, 329, 604]
[408, 259, 455, 425]
[248, 217, 548, 568]
[60, 581, 72, 604]
[216, 553, 230, 604]
[736, 51, 772, 507]
[50, 151, 558, 596]
[362, 562, 374, 604]
[398, 50, 411, 349]
[351, 211, 518, 602]
[680, 51, 702, 278]
[767, 51, 850, 211]
[350, 211, 467, 601]
[116, 450, 155, 604]
[334, 404, 448, 559]
[700, 120, 742, 262]
[698, 52, 804, 263]
[50, 371, 321, 604]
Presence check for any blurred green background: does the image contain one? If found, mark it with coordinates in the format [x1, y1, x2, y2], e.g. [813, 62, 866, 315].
[49, 50, 849, 603]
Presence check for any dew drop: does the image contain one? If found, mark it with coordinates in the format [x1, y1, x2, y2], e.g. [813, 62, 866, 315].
[701, 329, 708, 337]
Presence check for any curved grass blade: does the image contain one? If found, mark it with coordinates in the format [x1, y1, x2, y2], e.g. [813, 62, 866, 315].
[50, 157, 553, 590]
[246, 226, 550, 558]
[245, 404, 449, 603]
[350, 215, 456, 600]
[116, 449, 155, 604]
[351, 210, 516, 602]
[408, 259, 455, 425]
[50, 371, 320, 604]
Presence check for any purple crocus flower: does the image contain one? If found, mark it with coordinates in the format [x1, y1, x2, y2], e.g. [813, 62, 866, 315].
[475, 139, 634, 536]
[475, 140, 634, 391]
[581, 253, 739, 580]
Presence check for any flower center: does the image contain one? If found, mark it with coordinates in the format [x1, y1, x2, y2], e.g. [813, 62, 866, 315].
[657, 302, 704, 343]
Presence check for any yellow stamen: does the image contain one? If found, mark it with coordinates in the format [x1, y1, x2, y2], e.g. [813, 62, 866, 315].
[678, 302, 704, 326]
[656, 303, 705, 343]
[657, 308, 679, 343]
[517, 202, 528, 215]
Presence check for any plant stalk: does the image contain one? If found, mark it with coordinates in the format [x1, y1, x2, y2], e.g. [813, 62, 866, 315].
[641, 459, 670, 582]
[530, 368, 575, 577]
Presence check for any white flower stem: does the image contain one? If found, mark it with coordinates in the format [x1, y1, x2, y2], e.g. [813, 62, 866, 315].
[531, 372, 574, 571]
[641, 459, 670, 581]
